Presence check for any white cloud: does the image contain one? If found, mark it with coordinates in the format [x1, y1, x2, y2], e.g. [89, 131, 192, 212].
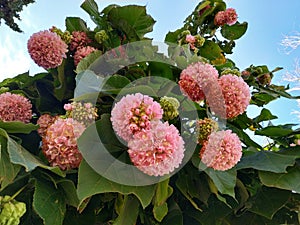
[0, 33, 31, 80]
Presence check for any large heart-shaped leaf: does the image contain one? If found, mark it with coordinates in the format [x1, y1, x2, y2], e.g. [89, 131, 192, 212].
[107, 5, 155, 41]
[221, 22, 248, 40]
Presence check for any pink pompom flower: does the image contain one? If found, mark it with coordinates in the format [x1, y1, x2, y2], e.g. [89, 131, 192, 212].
[70, 31, 91, 51]
[111, 93, 163, 142]
[27, 30, 68, 69]
[128, 121, 185, 176]
[214, 11, 227, 26]
[217, 74, 251, 118]
[74, 46, 97, 66]
[0, 92, 32, 123]
[200, 130, 242, 171]
[42, 118, 85, 170]
[225, 8, 238, 26]
[179, 62, 219, 102]
[37, 114, 58, 138]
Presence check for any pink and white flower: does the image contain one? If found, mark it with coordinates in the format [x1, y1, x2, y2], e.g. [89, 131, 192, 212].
[128, 121, 185, 176]
[42, 118, 85, 170]
[0, 92, 32, 123]
[27, 30, 68, 69]
[111, 93, 163, 142]
[200, 130, 242, 171]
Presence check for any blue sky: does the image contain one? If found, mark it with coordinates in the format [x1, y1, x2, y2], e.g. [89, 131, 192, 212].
[0, 0, 300, 126]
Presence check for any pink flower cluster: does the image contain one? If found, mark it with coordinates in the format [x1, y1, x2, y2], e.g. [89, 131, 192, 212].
[111, 93, 185, 176]
[200, 130, 242, 171]
[178, 62, 219, 102]
[217, 74, 251, 118]
[70, 31, 91, 51]
[27, 30, 68, 69]
[42, 118, 85, 170]
[37, 114, 58, 138]
[214, 8, 238, 26]
[0, 92, 32, 123]
[128, 121, 185, 176]
[111, 93, 163, 142]
[179, 62, 251, 119]
[74, 46, 97, 66]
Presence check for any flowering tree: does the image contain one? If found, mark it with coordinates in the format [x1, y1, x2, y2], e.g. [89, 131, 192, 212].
[0, 0, 300, 225]
[0, 0, 35, 32]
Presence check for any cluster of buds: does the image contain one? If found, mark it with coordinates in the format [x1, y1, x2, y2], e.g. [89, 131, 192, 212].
[50, 26, 72, 44]
[159, 96, 180, 121]
[0, 196, 26, 225]
[64, 101, 98, 127]
[95, 30, 109, 44]
[221, 68, 241, 76]
[196, 118, 218, 145]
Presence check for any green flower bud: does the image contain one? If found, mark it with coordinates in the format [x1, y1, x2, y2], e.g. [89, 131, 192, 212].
[159, 96, 180, 121]
[0, 195, 26, 225]
[95, 30, 109, 44]
[221, 68, 241, 76]
[194, 34, 205, 47]
[64, 102, 98, 127]
[50, 26, 72, 44]
[196, 118, 218, 144]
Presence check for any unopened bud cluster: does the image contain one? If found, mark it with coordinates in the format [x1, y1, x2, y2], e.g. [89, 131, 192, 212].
[159, 96, 180, 121]
[196, 118, 218, 144]
[50, 26, 72, 44]
[0, 196, 26, 225]
[95, 30, 109, 44]
[64, 102, 98, 127]
[221, 68, 241, 76]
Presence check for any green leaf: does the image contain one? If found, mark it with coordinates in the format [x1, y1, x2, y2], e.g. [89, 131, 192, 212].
[77, 160, 156, 209]
[198, 40, 225, 64]
[0, 133, 21, 191]
[237, 150, 298, 173]
[107, 5, 155, 41]
[154, 179, 173, 206]
[201, 165, 237, 198]
[6, 135, 65, 176]
[81, 0, 102, 26]
[161, 200, 183, 225]
[102, 74, 131, 90]
[248, 186, 290, 219]
[221, 22, 248, 40]
[0, 121, 38, 134]
[57, 179, 80, 208]
[253, 108, 278, 123]
[259, 166, 300, 193]
[65, 17, 88, 32]
[114, 195, 140, 225]
[153, 202, 168, 222]
[148, 62, 174, 80]
[33, 179, 66, 225]
[75, 50, 102, 74]
[255, 125, 294, 137]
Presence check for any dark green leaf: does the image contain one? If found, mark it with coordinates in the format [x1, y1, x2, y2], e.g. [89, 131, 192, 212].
[198, 40, 225, 64]
[201, 165, 237, 198]
[108, 5, 155, 41]
[114, 195, 140, 225]
[77, 160, 156, 209]
[65, 17, 88, 32]
[0, 121, 38, 134]
[237, 150, 298, 173]
[221, 22, 248, 40]
[153, 202, 168, 222]
[33, 179, 66, 225]
[255, 125, 293, 137]
[0, 131, 21, 191]
[57, 179, 80, 208]
[259, 166, 300, 193]
[253, 108, 278, 123]
[248, 186, 290, 219]
[80, 0, 102, 26]
[161, 200, 183, 225]
[7, 135, 64, 176]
